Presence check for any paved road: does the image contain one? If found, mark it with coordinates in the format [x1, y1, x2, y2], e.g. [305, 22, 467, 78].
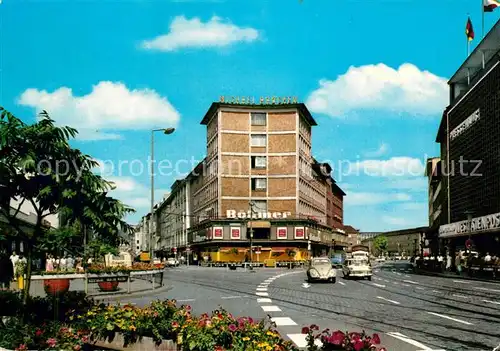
[115, 263, 500, 351]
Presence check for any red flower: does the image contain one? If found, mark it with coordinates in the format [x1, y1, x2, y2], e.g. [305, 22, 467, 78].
[228, 324, 237, 332]
[329, 331, 345, 345]
[15, 344, 27, 351]
[372, 333, 381, 345]
[301, 327, 310, 334]
[349, 332, 361, 342]
[81, 336, 89, 343]
[247, 317, 254, 324]
[46, 338, 57, 348]
[172, 321, 180, 328]
[35, 329, 44, 337]
[310, 324, 319, 331]
[353, 340, 365, 351]
[214, 346, 224, 351]
[185, 305, 192, 311]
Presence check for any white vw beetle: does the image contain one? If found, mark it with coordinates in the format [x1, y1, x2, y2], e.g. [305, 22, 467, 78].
[307, 257, 337, 283]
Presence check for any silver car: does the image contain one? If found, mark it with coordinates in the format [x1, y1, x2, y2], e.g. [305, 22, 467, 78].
[307, 257, 337, 283]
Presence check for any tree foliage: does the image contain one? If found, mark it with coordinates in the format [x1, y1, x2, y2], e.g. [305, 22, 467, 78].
[373, 235, 388, 254]
[0, 107, 135, 303]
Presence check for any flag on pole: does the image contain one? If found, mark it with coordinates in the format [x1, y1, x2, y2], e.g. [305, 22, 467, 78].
[484, 0, 500, 12]
[466, 17, 475, 41]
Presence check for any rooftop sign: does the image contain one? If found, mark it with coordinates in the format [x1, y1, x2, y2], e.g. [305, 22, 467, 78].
[439, 211, 500, 238]
[219, 96, 299, 105]
[450, 109, 480, 141]
[226, 209, 291, 219]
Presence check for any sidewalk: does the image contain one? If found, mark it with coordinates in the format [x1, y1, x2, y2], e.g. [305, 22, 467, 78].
[415, 268, 500, 284]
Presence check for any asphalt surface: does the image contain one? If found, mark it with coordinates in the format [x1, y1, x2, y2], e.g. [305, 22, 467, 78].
[114, 262, 500, 351]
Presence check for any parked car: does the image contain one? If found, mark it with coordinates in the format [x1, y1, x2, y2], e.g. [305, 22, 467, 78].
[307, 257, 337, 283]
[166, 257, 179, 267]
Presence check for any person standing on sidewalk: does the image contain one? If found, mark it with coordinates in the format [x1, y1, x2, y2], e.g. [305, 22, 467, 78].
[455, 252, 462, 275]
[446, 253, 452, 271]
[9, 251, 19, 281]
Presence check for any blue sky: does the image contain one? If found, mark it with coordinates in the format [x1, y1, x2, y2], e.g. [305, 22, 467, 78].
[1, 0, 499, 231]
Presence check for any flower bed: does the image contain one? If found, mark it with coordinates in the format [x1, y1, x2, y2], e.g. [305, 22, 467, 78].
[0, 291, 390, 351]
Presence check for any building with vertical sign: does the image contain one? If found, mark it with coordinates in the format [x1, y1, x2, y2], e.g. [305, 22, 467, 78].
[432, 18, 500, 256]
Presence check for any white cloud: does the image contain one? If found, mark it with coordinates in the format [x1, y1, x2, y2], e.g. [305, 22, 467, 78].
[363, 143, 390, 158]
[306, 63, 448, 118]
[384, 177, 427, 191]
[106, 176, 170, 218]
[345, 192, 411, 206]
[18, 81, 180, 140]
[347, 157, 425, 178]
[140, 16, 259, 52]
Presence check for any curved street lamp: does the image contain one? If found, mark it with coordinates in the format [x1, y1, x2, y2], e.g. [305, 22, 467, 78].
[150, 128, 176, 263]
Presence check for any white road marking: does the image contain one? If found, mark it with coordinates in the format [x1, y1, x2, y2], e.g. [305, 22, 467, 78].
[287, 334, 322, 348]
[402, 284, 411, 287]
[452, 294, 468, 298]
[221, 295, 244, 299]
[416, 287, 425, 290]
[483, 299, 500, 305]
[177, 299, 195, 302]
[257, 298, 272, 303]
[387, 332, 441, 350]
[403, 280, 419, 284]
[373, 277, 381, 280]
[453, 280, 471, 284]
[256, 287, 268, 291]
[393, 282, 399, 285]
[302, 283, 311, 288]
[372, 283, 386, 288]
[256, 292, 269, 296]
[383, 279, 390, 283]
[271, 317, 297, 326]
[427, 312, 473, 325]
[476, 287, 500, 293]
[396, 272, 402, 276]
[405, 275, 411, 278]
[374, 270, 379, 273]
[261, 305, 281, 312]
[339, 281, 346, 286]
[377, 296, 400, 305]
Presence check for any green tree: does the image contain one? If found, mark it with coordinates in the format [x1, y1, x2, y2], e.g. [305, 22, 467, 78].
[373, 235, 388, 254]
[0, 107, 134, 304]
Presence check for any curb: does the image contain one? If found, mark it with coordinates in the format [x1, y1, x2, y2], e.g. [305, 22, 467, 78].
[92, 284, 173, 301]
[415, 269, 500, 285]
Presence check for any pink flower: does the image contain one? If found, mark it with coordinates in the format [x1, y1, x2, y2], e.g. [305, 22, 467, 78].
[73, 345, 81, 351]
[81, 336, 89, 343]
[349, 332, 361, 342]
[372, 333, 381, 345]
[301, 327, 310, 334]
[15, 344, 27, 351]
[228, 324, 237, 332]
[310, 324, 319, 331]
[247, 317, 254, 324]
[185, 305, 192, 312]
[46, 338, 57, 348]
[353, 340, 365, 351]
[329, 331, 345, 345]
[35, 329, 44, 337]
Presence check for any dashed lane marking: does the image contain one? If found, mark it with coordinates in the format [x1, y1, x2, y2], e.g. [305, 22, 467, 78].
[339, 281, 346, 286]
[452, 294, 469, 298]
[261, 305, 281, 312]
[476, 287, 500, 293]
[257, 298, 272, 303]
[403, 280, 419, 284]
[416, 287, 425, 290]
[177, 299, 195, 302]
[453, 280, 471, 284]
[271, 317, 297, 326]
[287, 334, 322, 348]
[387, 332, 445, 350]
[372, 283, 386, 288]
[404, 275, 410, 278]
[427, 312, 473, 325]
[256, 287, 268, 291]
[221, 295, 245, 299]
[377, 296, 400, 305]
[383, 279, 389, 283]
[256, 292, 269, 296]
[402, 284, 411, 287]
[483, 299, 500, 305]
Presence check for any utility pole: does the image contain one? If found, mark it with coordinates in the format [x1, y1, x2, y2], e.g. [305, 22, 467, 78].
[249, 201, 254, 270]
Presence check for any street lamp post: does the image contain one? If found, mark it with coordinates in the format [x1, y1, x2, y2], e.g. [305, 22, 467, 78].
[150, 127, 175, 263]
[249, 201, 255, 270]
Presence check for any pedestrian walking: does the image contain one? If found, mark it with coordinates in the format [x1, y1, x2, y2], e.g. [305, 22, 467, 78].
[446, 254, 452, 271]
[0, 252, 14, 290]
[9, 251, 19, 281]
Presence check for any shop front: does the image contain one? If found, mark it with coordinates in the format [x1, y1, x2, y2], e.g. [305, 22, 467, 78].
[187, 218, 334, 263]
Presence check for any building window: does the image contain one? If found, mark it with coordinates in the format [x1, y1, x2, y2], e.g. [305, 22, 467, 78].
[252, 200, 267, 212]
[251, 178, 267, 190]
[251, 156, 266, 169]
[136, 240, 139, 244]
[136, 246, 140, 250]
[251, 112, 266, 126]
[251, 134, 266, 147]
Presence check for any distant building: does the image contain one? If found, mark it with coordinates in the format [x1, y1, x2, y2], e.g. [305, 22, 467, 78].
[362, 227, 430, 257]
[359, 232, 381, 241]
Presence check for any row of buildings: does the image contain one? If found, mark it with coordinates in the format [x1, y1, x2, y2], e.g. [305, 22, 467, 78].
[135, 100, 361, 262]
[362, 18, 500, 259]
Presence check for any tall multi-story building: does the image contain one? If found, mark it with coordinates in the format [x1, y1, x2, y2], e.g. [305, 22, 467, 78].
[184, 98, 348, 262]
[433, 19, 500, 256]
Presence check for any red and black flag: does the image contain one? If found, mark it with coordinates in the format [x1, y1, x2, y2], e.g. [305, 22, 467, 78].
[466, 17, 475, 41]
[484, 0, 500, 12]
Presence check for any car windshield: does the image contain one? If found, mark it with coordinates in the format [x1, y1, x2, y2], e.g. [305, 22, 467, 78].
[312, 258, 330, 265]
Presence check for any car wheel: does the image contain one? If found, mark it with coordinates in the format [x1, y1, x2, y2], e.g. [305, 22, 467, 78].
[331, 277, 336, 284]
[367, 276, 372, 281]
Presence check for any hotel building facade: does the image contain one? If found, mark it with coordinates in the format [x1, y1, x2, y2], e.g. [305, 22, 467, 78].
[139, 99, 350, 262]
